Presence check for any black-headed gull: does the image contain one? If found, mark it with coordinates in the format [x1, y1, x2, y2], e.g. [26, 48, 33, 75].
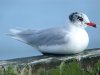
[8, 12, 96, 54]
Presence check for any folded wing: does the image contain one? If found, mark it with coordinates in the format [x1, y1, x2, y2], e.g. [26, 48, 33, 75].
[8, 27, 68, 46]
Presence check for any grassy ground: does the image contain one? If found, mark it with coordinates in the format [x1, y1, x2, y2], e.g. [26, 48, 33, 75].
[0, 59, 100, 75]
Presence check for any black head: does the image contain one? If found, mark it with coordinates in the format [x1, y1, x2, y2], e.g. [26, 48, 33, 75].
[69, 12, 84, 22]
[69, 12, 96, 28]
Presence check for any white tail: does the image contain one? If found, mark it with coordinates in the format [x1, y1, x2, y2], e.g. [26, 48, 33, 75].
[9, 29, 21, 35]
[8, 29, 27, 43]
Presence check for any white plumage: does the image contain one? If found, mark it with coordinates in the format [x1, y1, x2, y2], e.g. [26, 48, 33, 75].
[8, 12, 96, 54]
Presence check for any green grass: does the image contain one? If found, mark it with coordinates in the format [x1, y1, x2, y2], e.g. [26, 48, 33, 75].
[0, 60, 100, 75]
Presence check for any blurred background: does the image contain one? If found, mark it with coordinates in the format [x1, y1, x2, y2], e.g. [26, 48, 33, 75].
[0, 0, 100, 60]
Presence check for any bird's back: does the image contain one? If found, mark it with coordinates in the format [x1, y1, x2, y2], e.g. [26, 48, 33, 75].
[27, 27, 68, 46]
[9, 27, 69, 47]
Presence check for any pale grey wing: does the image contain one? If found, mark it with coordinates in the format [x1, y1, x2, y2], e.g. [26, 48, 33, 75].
[27, 28, 69, 46]
[8, 29, 39, 43]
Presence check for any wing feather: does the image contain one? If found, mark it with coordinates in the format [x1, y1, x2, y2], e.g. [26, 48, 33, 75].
[28, 27, 69, 46]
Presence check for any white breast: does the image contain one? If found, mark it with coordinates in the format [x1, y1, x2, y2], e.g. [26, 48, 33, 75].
[66, 27, 89, 53]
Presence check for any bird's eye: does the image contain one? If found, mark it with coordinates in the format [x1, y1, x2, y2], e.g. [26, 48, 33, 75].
[77, 16, 83, 21]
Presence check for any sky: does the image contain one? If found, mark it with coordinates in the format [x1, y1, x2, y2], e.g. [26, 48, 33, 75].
[0, 0, 100, 60]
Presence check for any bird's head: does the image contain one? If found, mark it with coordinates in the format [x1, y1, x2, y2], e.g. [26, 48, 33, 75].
[69, 12, 96, 28]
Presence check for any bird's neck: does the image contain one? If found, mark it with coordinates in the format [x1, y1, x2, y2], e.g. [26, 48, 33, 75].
[68, 23, 85, 32]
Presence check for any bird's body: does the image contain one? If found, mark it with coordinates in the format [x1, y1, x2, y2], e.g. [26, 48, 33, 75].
[8, 12, 96, 54]
[37, 26, 89, 54]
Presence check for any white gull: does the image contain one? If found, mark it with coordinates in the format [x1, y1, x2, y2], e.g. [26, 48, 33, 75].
[8, 12, 96, 54]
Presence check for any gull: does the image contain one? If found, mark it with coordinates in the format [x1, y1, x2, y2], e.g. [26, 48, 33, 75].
[8, 12, 96, 54]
